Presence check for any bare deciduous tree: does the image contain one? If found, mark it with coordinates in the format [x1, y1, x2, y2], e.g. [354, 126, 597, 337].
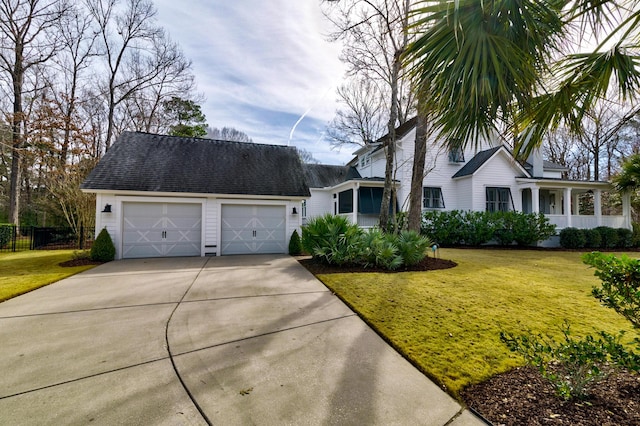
[0, 0, 69, 226]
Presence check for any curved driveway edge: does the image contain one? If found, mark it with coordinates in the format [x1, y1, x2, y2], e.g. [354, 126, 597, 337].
[0, 255, 484, 425]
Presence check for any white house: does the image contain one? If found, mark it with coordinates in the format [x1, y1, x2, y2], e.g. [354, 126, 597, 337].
[301, 118, 632, 233]
[82, 127, 631, 259]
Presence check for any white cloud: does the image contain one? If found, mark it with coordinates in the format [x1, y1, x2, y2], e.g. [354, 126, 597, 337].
[154, 0, 351, 164]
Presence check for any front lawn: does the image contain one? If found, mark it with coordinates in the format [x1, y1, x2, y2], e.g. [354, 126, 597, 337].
[0, 250, 98, 302]
[316, 248, 639, 398]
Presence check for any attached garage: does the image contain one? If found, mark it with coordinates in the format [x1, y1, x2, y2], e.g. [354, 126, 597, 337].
[221, 205, 286, 255]
[81, 132, 309, 259]
[122, 202, 202, 258]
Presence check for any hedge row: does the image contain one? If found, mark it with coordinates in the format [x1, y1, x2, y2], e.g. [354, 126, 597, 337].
[559, 227, 634, 249]
[421, 210, 556, 247]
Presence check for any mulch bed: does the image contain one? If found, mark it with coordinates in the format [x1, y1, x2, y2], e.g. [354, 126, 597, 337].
[462, 366, 640, 426]
[296, 255, 457, 274]
[59, 258, 104, 267]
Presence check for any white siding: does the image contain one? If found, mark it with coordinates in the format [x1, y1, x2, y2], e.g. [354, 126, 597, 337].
[95, 193, 118, 254]
[306, 189, 333, 219]
[204, 198, 217, 255]
[469, 152, 523, 211]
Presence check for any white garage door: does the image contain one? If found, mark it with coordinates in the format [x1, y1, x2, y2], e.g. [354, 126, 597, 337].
[122, 202, 202, 258]
[221, 205, 286, 255]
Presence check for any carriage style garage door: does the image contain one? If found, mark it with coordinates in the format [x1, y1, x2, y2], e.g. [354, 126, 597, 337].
[122, 202, 202, 258]
[221, 205, 286, 255]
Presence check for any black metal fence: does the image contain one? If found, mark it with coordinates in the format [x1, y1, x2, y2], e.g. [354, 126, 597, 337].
[0, 225, 94, 253]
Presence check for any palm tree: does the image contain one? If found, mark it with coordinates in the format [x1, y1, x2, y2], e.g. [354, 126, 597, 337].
[613, 154, 640, 192]
[404, 0, 640, 157]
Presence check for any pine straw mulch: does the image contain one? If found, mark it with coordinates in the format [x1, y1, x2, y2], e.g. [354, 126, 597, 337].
[462, 366, 640, 426]
[58, 258, 104, 267]
[297, 254, 640, 426]
[296, 255, 457, 274]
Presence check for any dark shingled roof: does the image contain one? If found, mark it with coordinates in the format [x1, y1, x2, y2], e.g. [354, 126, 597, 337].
[81, 132, 310, 197]
[303, 164, 361, 188]
[452, 146, 503, 178]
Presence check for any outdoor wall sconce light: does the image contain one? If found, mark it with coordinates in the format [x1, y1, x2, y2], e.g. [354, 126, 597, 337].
[102, 204, 112, 213]
[291, 207, 298, 215]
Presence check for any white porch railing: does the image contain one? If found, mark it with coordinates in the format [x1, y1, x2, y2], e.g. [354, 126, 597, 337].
[547, 214, 627, 230]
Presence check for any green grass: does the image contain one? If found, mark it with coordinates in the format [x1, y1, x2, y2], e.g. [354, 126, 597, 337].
[317, 249, 640, 398]
[0, 250, 98, 302]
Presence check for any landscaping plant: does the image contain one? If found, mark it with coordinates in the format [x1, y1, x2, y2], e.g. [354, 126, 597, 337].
[0, 225, 12, 248]
[288, 229, 302, 255]
[501, 324, 637, 400]
[90, 228, 116, 262]
[583, 252, 640, 329]
[559, 227, 586, 249]
[301, 214, 362, 265]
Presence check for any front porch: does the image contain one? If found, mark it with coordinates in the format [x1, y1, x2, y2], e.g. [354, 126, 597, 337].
[517, 178, 632, 230]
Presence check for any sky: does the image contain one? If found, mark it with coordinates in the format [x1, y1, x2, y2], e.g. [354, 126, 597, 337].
[153, 0, 354, 165]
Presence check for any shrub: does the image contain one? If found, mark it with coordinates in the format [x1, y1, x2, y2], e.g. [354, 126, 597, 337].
[395, 230, 432, 266]
[421, 210, 466, 246]
[301, 214, 362, 265]
[583, 228, 602, 248]
[559, 227, 586, 249]
[90, 228, 115, 262]
[633, 223, 640, 247]
[501, 324, 638, 400]
[583, 252, 640, 329]
[461, 211, 495, 246]
[0, 225, 12, 248]
[617, 228, 633, 248]
[288, 229, 302, 255]
[595, 226, 619, 248]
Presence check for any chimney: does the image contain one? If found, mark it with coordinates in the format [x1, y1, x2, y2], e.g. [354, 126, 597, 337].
[528, 147, 544, 178]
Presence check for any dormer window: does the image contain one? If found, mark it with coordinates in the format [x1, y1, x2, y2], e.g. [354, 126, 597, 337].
[448, 146, 465, 163]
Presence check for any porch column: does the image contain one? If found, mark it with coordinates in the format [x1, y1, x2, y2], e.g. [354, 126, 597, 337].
[353, 183, 359, 225]
[563, 187, 572, 228]
[622, 191, 632, 229]
[531, 187, 540, 214]
[594, 189, 602, 227]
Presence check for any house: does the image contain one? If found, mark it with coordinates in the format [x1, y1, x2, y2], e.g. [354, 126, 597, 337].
[81, 132, 308, 259]
[301, 119, 632, 236]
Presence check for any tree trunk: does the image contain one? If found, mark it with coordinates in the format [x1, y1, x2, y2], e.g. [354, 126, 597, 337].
[378, 56, 399, 231]
[408, 111, 428, 232]
[9, 46, 24, 227]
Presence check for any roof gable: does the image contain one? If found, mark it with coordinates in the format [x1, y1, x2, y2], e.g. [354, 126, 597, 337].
[81, 132, 310, 197]
[452, 145, 528, 179]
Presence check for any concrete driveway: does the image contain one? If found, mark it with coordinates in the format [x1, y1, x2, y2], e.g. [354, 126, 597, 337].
[0, 255, 483, 425]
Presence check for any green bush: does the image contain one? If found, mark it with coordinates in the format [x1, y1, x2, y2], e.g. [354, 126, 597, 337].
[423, 210, 555, 247]
[501, 324, 638, 400]
[584, 228, 602, 248]
[617, 228, 633, 248]
[559, 227, 586, 249]
[461, 211, 495, 246]
[632, 223, 640, 247]
[0, 225, 13, 248]
[301, 214, 363, 265]
[288, 229, 302, 255]
[583, 252, 640, 329]
[422, 210, 466, 246]
[395, 230, 432, 266]
[595, 226, 619, 249]
[90, 228, 115, 262]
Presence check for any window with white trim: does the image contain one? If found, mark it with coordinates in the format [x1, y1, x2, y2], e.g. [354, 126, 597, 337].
[301, 200, 307, 217]
[448, 146, 465, 163]
[486, 187, 513, 212]
[423, 187, 445, 209]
